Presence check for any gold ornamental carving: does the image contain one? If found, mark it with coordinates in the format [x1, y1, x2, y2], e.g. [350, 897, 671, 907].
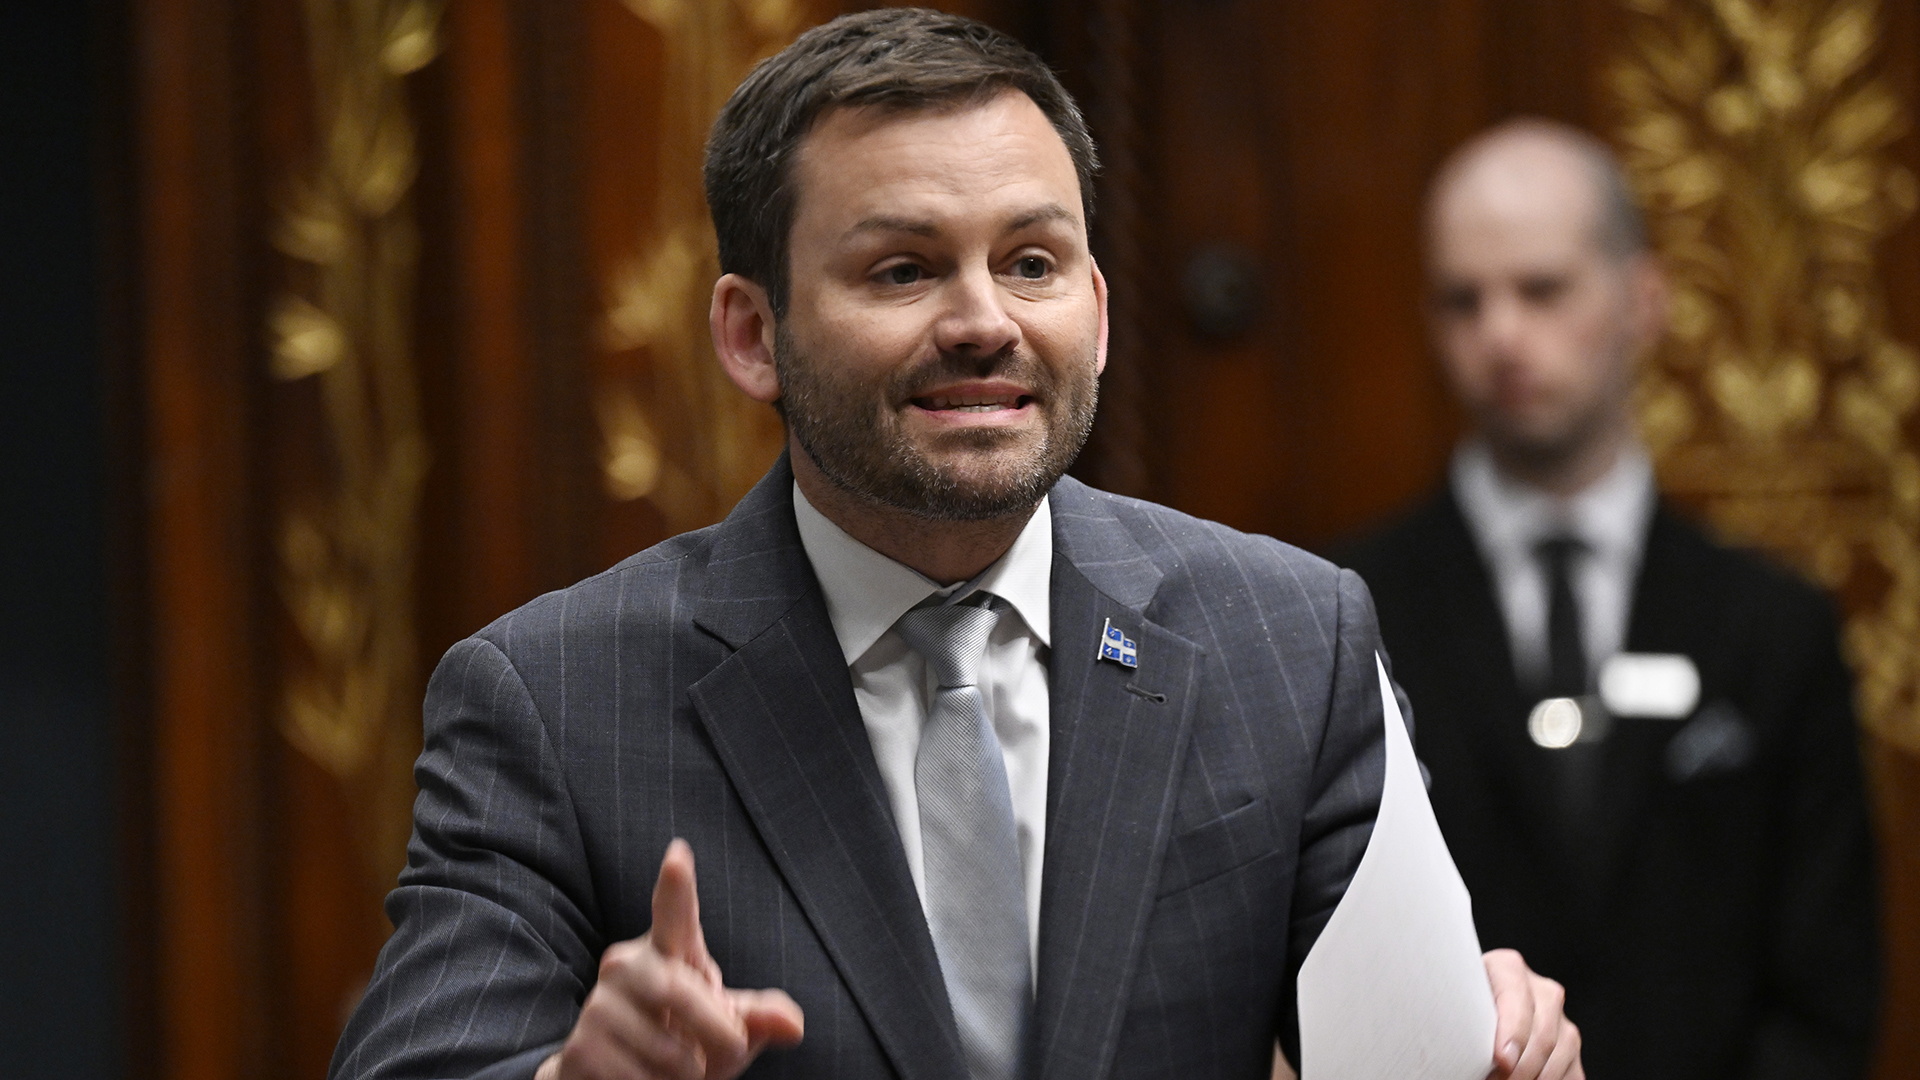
[270, 0, 441, 881]
[599, 0, 815, 529]
[1613, 0, 1920, 749]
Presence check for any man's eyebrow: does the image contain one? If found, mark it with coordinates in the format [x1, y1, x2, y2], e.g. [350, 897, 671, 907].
[1004, 204, 1077, 232]
[842, 204, 1079, 242]
[846, 216, 940, 239]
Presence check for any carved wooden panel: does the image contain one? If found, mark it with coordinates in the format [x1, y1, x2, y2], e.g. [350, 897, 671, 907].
[1609, 1, 1920, 1071]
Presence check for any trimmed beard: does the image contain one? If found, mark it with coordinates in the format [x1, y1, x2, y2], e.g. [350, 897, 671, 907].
[774, 325, 1099, 521]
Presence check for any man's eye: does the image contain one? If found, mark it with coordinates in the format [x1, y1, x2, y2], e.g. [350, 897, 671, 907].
[1437, 287, 1478, 316]
[1014, 256, 1049, 279]
[1519, 276, 1567, 304]
[883, 264, 923, 286]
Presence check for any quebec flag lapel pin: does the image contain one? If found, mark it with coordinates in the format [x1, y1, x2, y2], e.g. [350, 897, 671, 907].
[1099, 618, 1139, 669]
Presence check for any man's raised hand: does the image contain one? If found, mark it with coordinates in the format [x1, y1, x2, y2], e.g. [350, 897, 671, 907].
[538, 840, 804, 1080]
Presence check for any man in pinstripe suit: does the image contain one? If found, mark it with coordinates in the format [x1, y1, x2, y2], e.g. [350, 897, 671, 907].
[331, 10, 1582, 1080]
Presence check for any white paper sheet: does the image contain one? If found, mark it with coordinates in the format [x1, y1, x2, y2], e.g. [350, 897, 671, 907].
[1295, 654, 1497, 1080]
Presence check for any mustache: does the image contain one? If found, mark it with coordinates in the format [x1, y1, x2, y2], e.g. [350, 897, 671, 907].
[890, 347, 1050, 401]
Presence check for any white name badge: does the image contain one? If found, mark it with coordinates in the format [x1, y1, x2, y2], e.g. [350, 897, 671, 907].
[1598, 653, 1700, 719]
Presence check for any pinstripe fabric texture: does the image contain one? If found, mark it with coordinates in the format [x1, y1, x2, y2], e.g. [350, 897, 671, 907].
[329, 457, 1398, 1080]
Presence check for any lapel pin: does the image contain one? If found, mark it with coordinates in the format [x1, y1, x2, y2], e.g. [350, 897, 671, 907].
[1098, 618, 1139, 669]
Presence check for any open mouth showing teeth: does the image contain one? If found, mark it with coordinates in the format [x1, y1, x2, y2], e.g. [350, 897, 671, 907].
[914, 395, 1033, 412]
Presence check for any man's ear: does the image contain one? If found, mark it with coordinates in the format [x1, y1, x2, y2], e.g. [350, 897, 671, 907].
[711, 273, 782, 403]
[1091, 257, 1110, 376]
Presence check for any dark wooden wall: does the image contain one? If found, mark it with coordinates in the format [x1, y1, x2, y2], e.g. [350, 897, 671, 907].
[1043, 0, 1631, 544]
[114, 1, 1919, 1078]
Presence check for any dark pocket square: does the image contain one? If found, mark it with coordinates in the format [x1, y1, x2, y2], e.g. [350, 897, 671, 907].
[1664, 700, 1757, 783]
[1156, 797, 1277, 898]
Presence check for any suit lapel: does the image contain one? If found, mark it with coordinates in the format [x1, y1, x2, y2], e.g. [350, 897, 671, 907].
[1416, 493, 1574, 870]
[1031, 483, 1203, 1080]
[687, 462, 966, 1080]
[1592, 507, 1716, 889]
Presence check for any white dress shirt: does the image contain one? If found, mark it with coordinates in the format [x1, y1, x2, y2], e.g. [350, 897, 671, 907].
[1451, 441, 1656, 689]
[792, 484, 1052, 965]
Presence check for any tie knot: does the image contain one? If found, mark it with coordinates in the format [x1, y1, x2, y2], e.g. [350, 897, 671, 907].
[1534, 534, 1586, 574]
[894, 595, 999, 689]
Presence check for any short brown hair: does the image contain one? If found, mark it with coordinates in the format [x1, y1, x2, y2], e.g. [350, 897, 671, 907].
[703, 7, 1098, 317]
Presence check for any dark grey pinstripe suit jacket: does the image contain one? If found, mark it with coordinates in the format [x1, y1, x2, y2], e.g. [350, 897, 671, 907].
[330, 458, 1394, 1080]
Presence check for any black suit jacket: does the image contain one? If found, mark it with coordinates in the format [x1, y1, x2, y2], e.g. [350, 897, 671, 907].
[330, 460, 1400, 1080]
[1338, 485, 1880, 1080]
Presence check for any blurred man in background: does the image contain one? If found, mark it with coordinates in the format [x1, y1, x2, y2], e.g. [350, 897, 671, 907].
[1339, 119, 1881, 1079]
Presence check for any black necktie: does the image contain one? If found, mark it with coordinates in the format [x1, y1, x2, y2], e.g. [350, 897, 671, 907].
[1534, 534, 1602, 885]
[1535, 535, 1588, 699]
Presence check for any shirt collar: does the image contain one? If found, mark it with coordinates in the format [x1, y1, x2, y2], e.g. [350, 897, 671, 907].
[1451, 439, 1655, 566]
[792, 482, 1054, 666]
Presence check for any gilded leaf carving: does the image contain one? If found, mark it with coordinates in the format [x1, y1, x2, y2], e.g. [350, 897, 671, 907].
[598, 0, 818, 532]
[1615, 0, 1920, 749]
[271, 0, 441, 885]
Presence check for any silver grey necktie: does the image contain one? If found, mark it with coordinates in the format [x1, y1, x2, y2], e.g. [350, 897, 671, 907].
[894, 595, 1030, 1080]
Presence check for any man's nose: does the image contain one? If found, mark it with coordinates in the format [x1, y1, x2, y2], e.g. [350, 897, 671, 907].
[933, 264, 1021, 359]
[1479, 292, 1527, 353]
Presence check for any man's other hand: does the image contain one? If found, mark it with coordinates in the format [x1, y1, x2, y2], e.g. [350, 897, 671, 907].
[1484, 948, 1582, 1080]
[537, 839, 805, 1080]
